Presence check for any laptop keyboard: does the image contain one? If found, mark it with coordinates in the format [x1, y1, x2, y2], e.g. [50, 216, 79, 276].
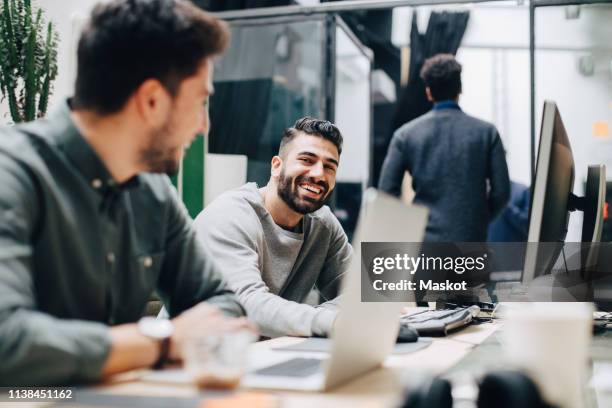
[401, 308, 463, 323]
[400, 307, 475, 336]
[254, 357, 323, 377]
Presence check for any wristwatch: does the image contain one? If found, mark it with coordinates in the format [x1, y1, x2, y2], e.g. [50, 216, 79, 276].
[137, 317, 174, 369]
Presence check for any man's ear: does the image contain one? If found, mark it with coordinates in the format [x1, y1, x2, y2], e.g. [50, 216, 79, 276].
[133, 79, 172, 128]
[425, 87, 434, 103]
[271, 155, 282, 178]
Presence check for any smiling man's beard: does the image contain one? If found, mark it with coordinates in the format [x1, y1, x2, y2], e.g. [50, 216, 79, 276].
[139, 119, 182, 176]
[277, 169, 331, 215]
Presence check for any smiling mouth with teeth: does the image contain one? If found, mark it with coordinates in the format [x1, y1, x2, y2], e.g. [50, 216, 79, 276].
[298, 183, 326, 197]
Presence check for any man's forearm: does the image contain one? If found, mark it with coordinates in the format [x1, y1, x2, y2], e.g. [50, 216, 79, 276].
[205, 293, 246, 318]
[240, 291, 331, 337]
[101, 324, 159, 378]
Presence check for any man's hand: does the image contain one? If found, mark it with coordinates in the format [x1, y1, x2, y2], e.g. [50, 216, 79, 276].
[169, 303, 257, 361]
[102, 304, 255, 379]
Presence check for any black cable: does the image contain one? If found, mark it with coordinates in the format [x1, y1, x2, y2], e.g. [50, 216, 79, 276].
[561, 246, 569, 274]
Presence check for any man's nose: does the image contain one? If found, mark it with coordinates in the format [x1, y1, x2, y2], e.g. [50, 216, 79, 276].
[308, 162, 325, 179]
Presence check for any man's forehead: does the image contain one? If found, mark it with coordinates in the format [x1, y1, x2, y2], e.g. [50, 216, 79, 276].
[288, 134, 339, 159]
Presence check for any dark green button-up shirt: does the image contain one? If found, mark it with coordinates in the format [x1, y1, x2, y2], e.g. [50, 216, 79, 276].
[0, 102, 244, 386]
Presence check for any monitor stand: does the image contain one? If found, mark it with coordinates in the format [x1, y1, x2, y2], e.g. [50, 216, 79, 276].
[567, 164, 606, 275]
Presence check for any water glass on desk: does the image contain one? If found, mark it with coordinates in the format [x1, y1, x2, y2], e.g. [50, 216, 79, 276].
[502, 303, 593, 408]
[183, 330, 256, 389]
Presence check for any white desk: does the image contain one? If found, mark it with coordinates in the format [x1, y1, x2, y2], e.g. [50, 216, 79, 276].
[87, 321, 502, 408]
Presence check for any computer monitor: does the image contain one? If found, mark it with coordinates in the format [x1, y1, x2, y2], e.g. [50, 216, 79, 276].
[523, 101, 574, 283]
[522, 101, 606, 284]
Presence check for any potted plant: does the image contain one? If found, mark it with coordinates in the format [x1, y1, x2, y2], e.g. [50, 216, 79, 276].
[0, 0, 58, 124]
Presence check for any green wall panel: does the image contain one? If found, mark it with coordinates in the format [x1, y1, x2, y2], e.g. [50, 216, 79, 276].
[170, 134, 205, 219]
[181, 134, 205, 218]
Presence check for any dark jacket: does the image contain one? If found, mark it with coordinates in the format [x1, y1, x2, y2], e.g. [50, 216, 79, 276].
[379, 104, 510, 242]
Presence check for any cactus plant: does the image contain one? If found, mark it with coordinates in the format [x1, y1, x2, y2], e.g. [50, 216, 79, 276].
[0, 0, 58, 124]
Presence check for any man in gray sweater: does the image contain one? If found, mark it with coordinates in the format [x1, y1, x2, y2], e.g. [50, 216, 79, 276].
[379, 54, 510, 242]
[194, 118, 352, 338]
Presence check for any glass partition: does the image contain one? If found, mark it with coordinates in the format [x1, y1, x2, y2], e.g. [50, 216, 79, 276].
[209, 17, 326, 187]
[333, 18, 372, 238]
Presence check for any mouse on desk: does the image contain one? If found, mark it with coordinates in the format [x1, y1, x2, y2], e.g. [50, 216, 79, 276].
[593, 319, 608, 334]
[397, 323, 419, 343]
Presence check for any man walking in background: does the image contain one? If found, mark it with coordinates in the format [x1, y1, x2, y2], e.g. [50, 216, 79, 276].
[379, 54, 510, 242]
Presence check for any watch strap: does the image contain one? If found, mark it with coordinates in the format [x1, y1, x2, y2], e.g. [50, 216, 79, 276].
[153, 337, 170, 370]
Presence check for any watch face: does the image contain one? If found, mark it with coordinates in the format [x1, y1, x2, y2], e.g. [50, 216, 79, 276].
[138, 317, 174, 340]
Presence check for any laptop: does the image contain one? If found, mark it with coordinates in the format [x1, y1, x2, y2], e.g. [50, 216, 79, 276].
[241, 189, 429, 391]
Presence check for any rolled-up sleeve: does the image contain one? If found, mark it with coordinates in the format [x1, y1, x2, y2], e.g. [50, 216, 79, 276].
[0, 155, 111, 386]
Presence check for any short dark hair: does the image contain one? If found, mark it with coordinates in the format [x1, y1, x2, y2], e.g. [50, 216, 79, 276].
[420, 54, 462, 101]
[73, 0, 229, 114]
[279, 117, 343, 156]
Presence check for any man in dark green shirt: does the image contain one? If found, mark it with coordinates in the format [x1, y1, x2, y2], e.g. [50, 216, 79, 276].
[0, 0, 250, 386]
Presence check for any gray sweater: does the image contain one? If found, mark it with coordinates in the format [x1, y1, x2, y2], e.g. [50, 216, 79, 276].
[194, 183, 352, 337]
[379, 107, 510, 242]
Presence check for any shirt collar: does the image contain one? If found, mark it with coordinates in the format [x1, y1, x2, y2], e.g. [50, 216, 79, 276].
[50, 99, 139, 194]
[433, 100, 461, 111]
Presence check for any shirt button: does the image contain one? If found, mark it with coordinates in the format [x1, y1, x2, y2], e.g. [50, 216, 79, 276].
[107, 252, 115, 263]
[143, 256, 153, 268]
[92, 179, 102, 189]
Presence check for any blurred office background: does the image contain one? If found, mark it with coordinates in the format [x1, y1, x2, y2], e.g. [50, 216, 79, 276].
[4, 0, 611, 241]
